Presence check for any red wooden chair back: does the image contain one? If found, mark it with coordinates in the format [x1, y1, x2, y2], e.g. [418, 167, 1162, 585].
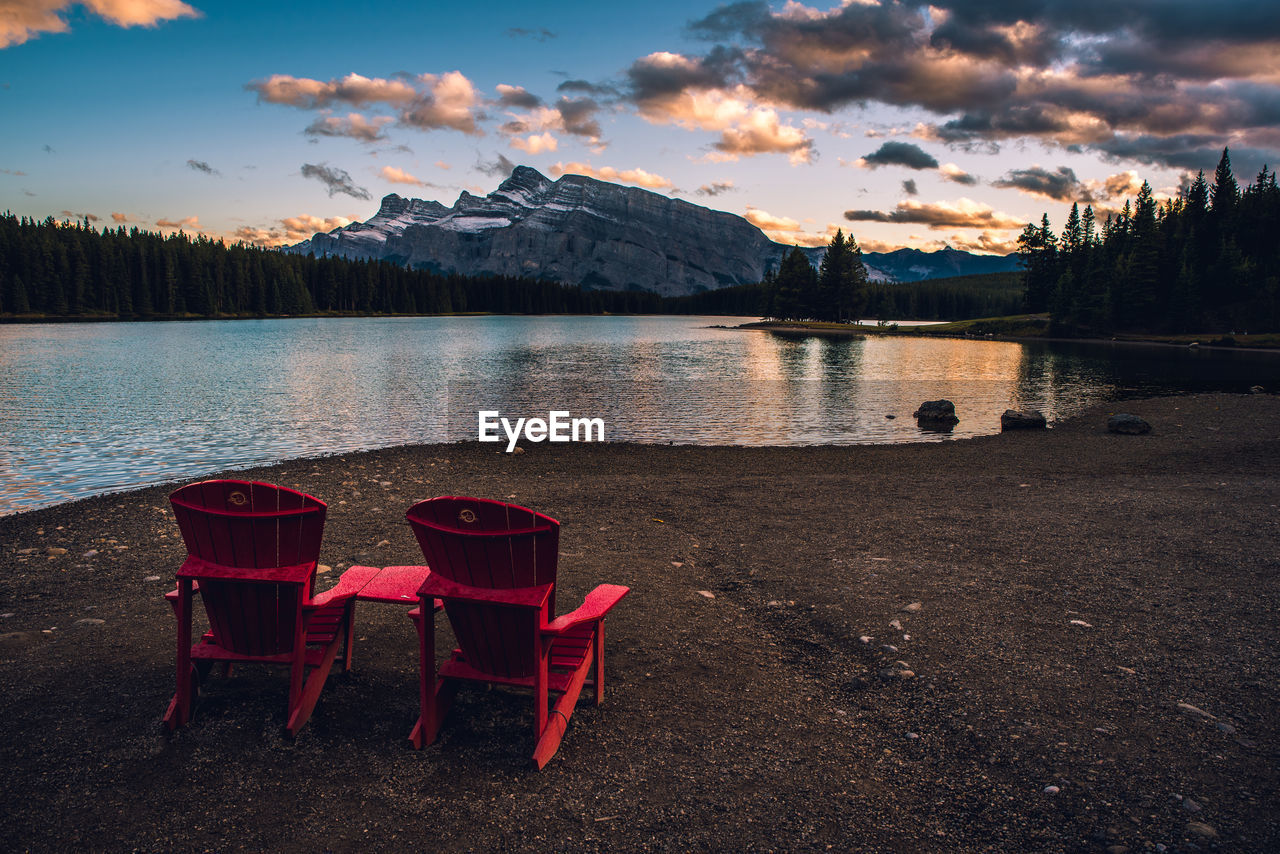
[170, 480, 327, 657]
[406, 497, 560, 679]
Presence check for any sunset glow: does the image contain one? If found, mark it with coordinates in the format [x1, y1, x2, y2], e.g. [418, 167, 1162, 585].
[2, 0, 1276, 255]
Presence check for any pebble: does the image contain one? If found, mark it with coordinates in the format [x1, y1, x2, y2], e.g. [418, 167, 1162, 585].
[1044, 785, 1060, 794]
[1177, 702, 1216, 720]
[144, 575, 162, 582]
[46, 547, 67, 557]
[1186, 822, 1217, 840]
[1069, 619, 1092, 627]
[881, 644, 899, 654]
[1, 613, 13, 618]
[889, 619, 903, 630]
[1215, 721, 1236, 734]
[859, 635, 874, 644]
[75, 618, 105, 626]
[375, 539, 390, 548]
[82, 550, 98, 558]
[901, 602, 922, 613]
[905, 732, 919, 740]
[1182, 797, 1202, 813]
[17, 548, 37, 555]
[316, 564, 332, 574]
[697, 590, 715, 598]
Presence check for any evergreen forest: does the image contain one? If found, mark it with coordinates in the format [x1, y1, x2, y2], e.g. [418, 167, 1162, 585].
[1019, 149, 1280, 334]
[0, 213, 666, 320]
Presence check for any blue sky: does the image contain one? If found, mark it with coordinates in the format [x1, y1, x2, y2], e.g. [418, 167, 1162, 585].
[3, 0, 1277, 255]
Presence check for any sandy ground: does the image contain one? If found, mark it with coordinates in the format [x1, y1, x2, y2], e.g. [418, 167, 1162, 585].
[1, 392, 1277, 852]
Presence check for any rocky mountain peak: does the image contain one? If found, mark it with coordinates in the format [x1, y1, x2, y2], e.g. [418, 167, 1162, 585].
[287, 164, 1018, 293]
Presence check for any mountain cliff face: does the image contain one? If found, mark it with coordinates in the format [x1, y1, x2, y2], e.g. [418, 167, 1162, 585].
[287, 166, 1016, 294]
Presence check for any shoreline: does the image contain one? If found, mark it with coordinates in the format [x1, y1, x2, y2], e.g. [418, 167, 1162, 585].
[737, 320, 1280, 353]
[2, 392, 1278, 851]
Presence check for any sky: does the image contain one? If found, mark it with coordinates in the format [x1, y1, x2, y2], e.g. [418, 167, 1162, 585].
[2, 0, 1278, 256]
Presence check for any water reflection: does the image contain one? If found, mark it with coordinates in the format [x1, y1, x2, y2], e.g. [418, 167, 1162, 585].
[0, 317, 1276, 515]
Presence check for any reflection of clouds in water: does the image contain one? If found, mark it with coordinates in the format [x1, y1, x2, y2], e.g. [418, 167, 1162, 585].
[0, 317, 1273, 515]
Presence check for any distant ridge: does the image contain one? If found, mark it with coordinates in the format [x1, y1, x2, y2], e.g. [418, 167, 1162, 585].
[286, 166, 1018, 295]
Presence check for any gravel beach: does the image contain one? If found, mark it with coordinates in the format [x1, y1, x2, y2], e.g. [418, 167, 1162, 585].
[1, 392, 1277, 852]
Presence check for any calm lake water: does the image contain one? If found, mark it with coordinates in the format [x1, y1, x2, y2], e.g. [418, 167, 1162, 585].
[1, 315, 1276, 515]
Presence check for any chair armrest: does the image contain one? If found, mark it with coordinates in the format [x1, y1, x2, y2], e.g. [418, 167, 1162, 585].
[307, 565, 381, 609]
[164, 579, 201, 603]
[544, 584, 630, 635]
[419, 573, 553, 610]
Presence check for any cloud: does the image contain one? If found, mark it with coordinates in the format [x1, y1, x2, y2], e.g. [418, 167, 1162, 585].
[549, 161, 673, 190]
[857, 141, 938, 170]
[510, 131, 558, 154]
[992, 165, 1089, 202]
[844, 198, 1025, 230]
[1, 167, 27, 175]
[304, 113, 393, 142]
[945, 231, 1022, 256]
[506, 27, 556, 42]
[110, 212, 131, 223]
[156, 215, 200, 230]
[301, 163, 371, 200]
[378, 165, 428, 186]
[696, 180, 735, 196]
[662, 1, 1280, 173]
[495, 84, 542, 109]
[1102, 170, 1144, 200]
[939, 163, 977, 185]
[234, 214, 357, 248]
[186, 159, 219, 176]
[901, 179, 918, 196]
[475, 153, 517, 178]
[248, 70, 484, 136]
[744, 207, 839, 246]
[248, 72, 420, 109]
[499, 96, 605, 149]
[1, 0, 198, 49]
[60, 210, 100, 222]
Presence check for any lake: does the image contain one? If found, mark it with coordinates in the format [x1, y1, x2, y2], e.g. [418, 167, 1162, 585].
[1, 315, 1276, 515]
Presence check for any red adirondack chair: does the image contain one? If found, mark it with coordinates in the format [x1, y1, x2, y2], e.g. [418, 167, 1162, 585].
[405, 497, 629, 768]
[163, 479, 377, 735]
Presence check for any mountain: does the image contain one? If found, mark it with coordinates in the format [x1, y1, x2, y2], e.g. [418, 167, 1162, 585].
[286, 166, 1017, 294]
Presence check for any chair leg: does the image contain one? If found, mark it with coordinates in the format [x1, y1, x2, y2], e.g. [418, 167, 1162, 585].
[286, 634, 344, 736]
[165, 579, 194, 729]
[409, 606, 452, 749]
[593, 620, 605, 705]
[532, 640, 594, 770]
[341, 600, 357, 672]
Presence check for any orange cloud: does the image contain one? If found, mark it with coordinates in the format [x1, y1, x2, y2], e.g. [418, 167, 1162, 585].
[844, 198, 1025, 230]
[631, 75, 814, 165]
[548, 161, 673, 190]
[510, 132, 558, 154]
[1, 0, 197, 48]
[234, 214, 356, 248]
[248, 70, 483, 136]
[378, 166, 426, 186]
[946, 230, 1021, 255]
[745, 206, 839, 246]
[110, 212, 131, 223]
[155, 215, 200, 230]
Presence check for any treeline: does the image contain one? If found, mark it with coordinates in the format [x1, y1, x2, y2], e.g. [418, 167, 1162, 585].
[667, 269, 1023, 321]
[866, 272, 1023, 321]
[1020, 149, 1280, 334]
[0, 213, 667, 320]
